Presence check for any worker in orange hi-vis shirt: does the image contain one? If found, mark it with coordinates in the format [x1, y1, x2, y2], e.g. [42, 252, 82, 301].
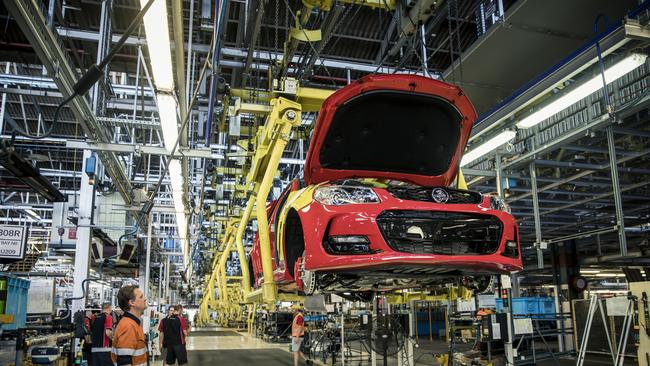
[111, 285, 148, 366]
[291, 304, 312, 366]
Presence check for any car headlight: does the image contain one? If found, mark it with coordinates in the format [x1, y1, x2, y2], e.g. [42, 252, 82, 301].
[486, 193, 511, 213]
[314, 185, 380, 205]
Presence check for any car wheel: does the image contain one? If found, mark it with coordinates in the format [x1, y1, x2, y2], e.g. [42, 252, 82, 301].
[299, 251, 317, 295]
[470, 275, 494, 294]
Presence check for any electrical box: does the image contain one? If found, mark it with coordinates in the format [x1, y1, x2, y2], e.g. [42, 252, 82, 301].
[27, 278, 55, 315]
[487, 313, 510, 342]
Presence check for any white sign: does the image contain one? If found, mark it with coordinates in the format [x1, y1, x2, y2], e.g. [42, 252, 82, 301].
[27, 279, 55, 314]
[514, 318, 534, 335]
[478, 294, 497, 308]
[605, 296, 629, 316]
[0, 225, 27, 260]
[457, 298, 476, 312]
[491, 323, 501, 340]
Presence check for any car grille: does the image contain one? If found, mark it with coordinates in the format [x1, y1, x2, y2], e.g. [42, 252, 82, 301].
[376, 210, 503, 255]
[387, 187, 482, 204]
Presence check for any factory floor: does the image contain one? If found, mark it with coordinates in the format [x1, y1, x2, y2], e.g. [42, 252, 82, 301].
[152, 327, 293, 365]
[149, 328, 638, 366]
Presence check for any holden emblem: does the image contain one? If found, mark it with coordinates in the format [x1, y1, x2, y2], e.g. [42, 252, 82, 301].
[431, 188, 450, 203]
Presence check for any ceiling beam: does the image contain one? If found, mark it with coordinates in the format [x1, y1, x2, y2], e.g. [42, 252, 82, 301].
[3, 0, 134, 204]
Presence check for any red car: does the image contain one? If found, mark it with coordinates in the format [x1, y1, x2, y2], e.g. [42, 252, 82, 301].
[248, 74, 522, 295]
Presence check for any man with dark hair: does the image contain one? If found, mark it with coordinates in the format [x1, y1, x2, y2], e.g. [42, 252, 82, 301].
[158, 305, 187, 365]
[90, 302, 114, 366]
[159, 305, 174, 361]
[111, 285, 148, 366]
[175, 304, 189, 337]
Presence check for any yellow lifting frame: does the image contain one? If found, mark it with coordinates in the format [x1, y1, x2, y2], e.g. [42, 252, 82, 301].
[229, 86, 333, 113]
[239, 97, 304, 305]
[200, 85, 333, 318]
[198, 219, 238, 325]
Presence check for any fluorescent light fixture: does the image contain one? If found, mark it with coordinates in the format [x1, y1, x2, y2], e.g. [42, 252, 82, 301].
[460, 130, 517, 167]
[24, 209, 41, 220]
[594, 273, 626, 277]
[517, 53, 648, 129]
[139, 0, 174, 91]
[157, 93, 179, 152]
[168, 160, 188, 257]
[579, 269, 601, 274]
[588, 290, 629, 294]
[139, 0, 186, 259]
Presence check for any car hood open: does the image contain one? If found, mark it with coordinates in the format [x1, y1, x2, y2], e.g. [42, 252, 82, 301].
[304, 74, 476, 187]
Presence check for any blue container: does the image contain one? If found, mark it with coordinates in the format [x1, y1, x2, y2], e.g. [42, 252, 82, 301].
[2, 276, 30, 330]
[415, 310, 445, 337]
[496, 297, 556, 319]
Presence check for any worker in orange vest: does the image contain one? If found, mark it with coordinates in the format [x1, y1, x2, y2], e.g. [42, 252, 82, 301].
[291, 304, 311, 366]
[111, 285, 148, 366]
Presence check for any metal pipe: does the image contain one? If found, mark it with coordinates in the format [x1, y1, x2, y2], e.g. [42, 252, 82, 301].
[529, 162, 543, 269]
[204, 0, 228, 145]
[172, 0, 187, 120]
[144, 214, 152, 299]
[158, 252, 163, 311]
[606, 126, 627, 256]
[580, 251, 645, 264]
[532, 159, 650, 175]
[495, 153, 503, 197]
[185, 0, 195, 109]
[420, 24, 430, 77]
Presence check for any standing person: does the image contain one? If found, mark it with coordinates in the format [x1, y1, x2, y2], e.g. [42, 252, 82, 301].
[90, 302, 114, 366]
[291, 304, 308, 366]
[111, 285, 148, 366]
[158, 306, 188, 366]
[159, 305, 174, 361]
[175, 304, 189, 336]
[82, 309, 94, 362]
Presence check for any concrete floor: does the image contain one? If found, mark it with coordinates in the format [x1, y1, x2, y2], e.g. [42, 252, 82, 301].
[0, 328, 638, 366]
[152, 327, 293, 365]
[164, 328, 640, 366]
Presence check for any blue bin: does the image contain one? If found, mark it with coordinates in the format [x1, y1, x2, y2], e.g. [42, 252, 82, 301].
[496, 297, 556, 319]
[2, 276, 30, 330]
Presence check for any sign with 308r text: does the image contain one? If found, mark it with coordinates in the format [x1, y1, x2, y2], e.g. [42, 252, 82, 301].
[0, 226, 27, 260]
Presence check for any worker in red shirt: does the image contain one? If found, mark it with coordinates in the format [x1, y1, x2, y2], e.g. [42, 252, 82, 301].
[159, 305, 188, 365]
[90, 302, 114, 365]
[175, 304, 189, 337]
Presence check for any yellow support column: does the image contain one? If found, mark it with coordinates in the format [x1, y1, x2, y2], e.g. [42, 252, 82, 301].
[234, 197, 256, 296]
[217, 234, 235, 306]
[256, 98, 302, 305]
